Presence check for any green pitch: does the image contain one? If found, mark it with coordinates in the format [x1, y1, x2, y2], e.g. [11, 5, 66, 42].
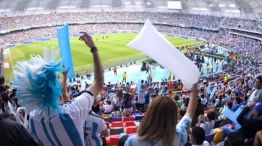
[4, 32, 200, 82]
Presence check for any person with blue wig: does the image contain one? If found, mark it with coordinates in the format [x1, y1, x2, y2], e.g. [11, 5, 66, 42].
[12, 32, 104, 146]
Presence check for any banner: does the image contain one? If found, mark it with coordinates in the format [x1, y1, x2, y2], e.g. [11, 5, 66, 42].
[57, 23, 75, 78]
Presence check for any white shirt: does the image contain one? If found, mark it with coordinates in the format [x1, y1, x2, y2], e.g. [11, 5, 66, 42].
[29, 92, 94, 146]
[200, 121, 215, 136]
[248, 89, 262, 103]
[84, 114, 106, 146]
[103, 104, 113, 113]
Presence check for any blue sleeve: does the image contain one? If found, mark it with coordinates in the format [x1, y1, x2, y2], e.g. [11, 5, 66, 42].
[176, 115, 192, 146]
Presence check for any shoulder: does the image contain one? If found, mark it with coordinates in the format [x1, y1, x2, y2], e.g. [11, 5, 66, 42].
[87, 114, 104, 123]
[125, 135, 138, 146]
[64, 91, 94, 110]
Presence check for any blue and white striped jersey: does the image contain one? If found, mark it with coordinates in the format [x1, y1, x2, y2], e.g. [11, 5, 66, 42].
[29, 92, 94, 146]
[84, 113, 106, 146]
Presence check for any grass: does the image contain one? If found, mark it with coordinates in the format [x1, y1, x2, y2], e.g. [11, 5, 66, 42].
[4, 32, 201, 82]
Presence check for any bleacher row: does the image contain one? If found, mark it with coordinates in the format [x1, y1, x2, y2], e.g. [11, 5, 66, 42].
[101, 108, 232, 145]
[102, 114, 144, 145]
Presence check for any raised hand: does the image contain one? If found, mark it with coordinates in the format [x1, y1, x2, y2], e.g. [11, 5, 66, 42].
[62, 67, 69, 78]
[79, 32, 95, 49]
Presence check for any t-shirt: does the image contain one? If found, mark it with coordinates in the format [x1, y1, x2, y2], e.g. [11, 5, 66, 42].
[137, 91, 145, 104]
[124, 115, 192, 146]
[84, 114, 106, 146]
[103, 104, 114, 113]
[200, 121, 215, 136]
[0, 115, 38, 146]
[248, 89, 262, 103]
[231, 104, 240, 112]
[29, 92, 94, 146]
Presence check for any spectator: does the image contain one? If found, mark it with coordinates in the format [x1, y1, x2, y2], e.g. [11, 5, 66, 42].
[0, 114, 38, 146]
[122, 92, 133, 116]
[122, 72, 127, 83]
[124, 84, 198, 146]
[254, 130, 262, 146]
[118, 133, 129, 146]
[199, 111, 216, 136]
[237, 102, 262, 139]
[84, 111, 109, 146]
[188, 126, 210, 146]
[12, 32, 104, 146]
[102, 100, 114, 114]
[247, 75, 262, 107]
[223, 132, 245, 146]
[231, 97, 242, 112]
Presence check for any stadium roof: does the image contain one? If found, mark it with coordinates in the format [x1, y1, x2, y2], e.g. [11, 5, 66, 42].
[0, 0, 262, 18]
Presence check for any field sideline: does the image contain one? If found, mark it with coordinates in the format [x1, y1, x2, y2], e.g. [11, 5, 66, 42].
[4, 32, 201, 81]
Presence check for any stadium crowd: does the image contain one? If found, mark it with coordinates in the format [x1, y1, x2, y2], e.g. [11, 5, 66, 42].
[1, 12, 262, 33]
[2, 22, 261, 59]
[2, 24, 217, 44]
[1, 10, 262, 146]
[1, 28, 262, 146]
[215, 35, 262, 58]
[221, 18, 262, 32]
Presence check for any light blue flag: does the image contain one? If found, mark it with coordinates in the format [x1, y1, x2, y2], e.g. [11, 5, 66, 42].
[222, 105, 242, 129]
[137, 79, 141, 94]
[210, 87, 217, 99]
[57, 23, 75, 78]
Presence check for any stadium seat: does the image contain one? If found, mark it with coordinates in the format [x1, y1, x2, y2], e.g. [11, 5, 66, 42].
[123, 117, 134, 122]
[111, 121, 124, 127]
[125, 126, 137, 134]
[134, 115, 144, 121]
[106, 134, 120, 145]
[110, 127, 124, 135]
[124, 121, 136, 127]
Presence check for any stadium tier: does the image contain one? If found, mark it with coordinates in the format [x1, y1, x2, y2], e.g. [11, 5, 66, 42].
[0, 1, 262, 146]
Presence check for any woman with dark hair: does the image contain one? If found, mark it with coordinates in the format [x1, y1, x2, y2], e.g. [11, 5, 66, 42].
[124, 84, 198, 146]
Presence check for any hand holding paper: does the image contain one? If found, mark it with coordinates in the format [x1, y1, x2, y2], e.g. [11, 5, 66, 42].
[127, 19, 200, 88]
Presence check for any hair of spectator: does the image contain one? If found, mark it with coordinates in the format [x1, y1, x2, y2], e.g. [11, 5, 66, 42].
[191, 126, 205, 145]
[138, 96, 178, 146]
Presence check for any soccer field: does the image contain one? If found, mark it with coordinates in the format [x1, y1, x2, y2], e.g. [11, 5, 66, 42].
[4, 33, 201, 81]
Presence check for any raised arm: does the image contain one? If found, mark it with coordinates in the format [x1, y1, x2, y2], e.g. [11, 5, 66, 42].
[79, 32, 104, 97]
[62, 68, 70, 103]
[185, 84, 198, 119]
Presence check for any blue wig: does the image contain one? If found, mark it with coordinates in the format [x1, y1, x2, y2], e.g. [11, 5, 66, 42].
[13, 51, 64, 116]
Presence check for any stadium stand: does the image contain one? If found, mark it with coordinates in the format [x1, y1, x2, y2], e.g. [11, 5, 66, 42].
[0, 1, 262, 146]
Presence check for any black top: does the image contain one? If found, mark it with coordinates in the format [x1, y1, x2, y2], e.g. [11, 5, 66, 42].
[0, 115, 38, 146]
[237, 107, 262, 139]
